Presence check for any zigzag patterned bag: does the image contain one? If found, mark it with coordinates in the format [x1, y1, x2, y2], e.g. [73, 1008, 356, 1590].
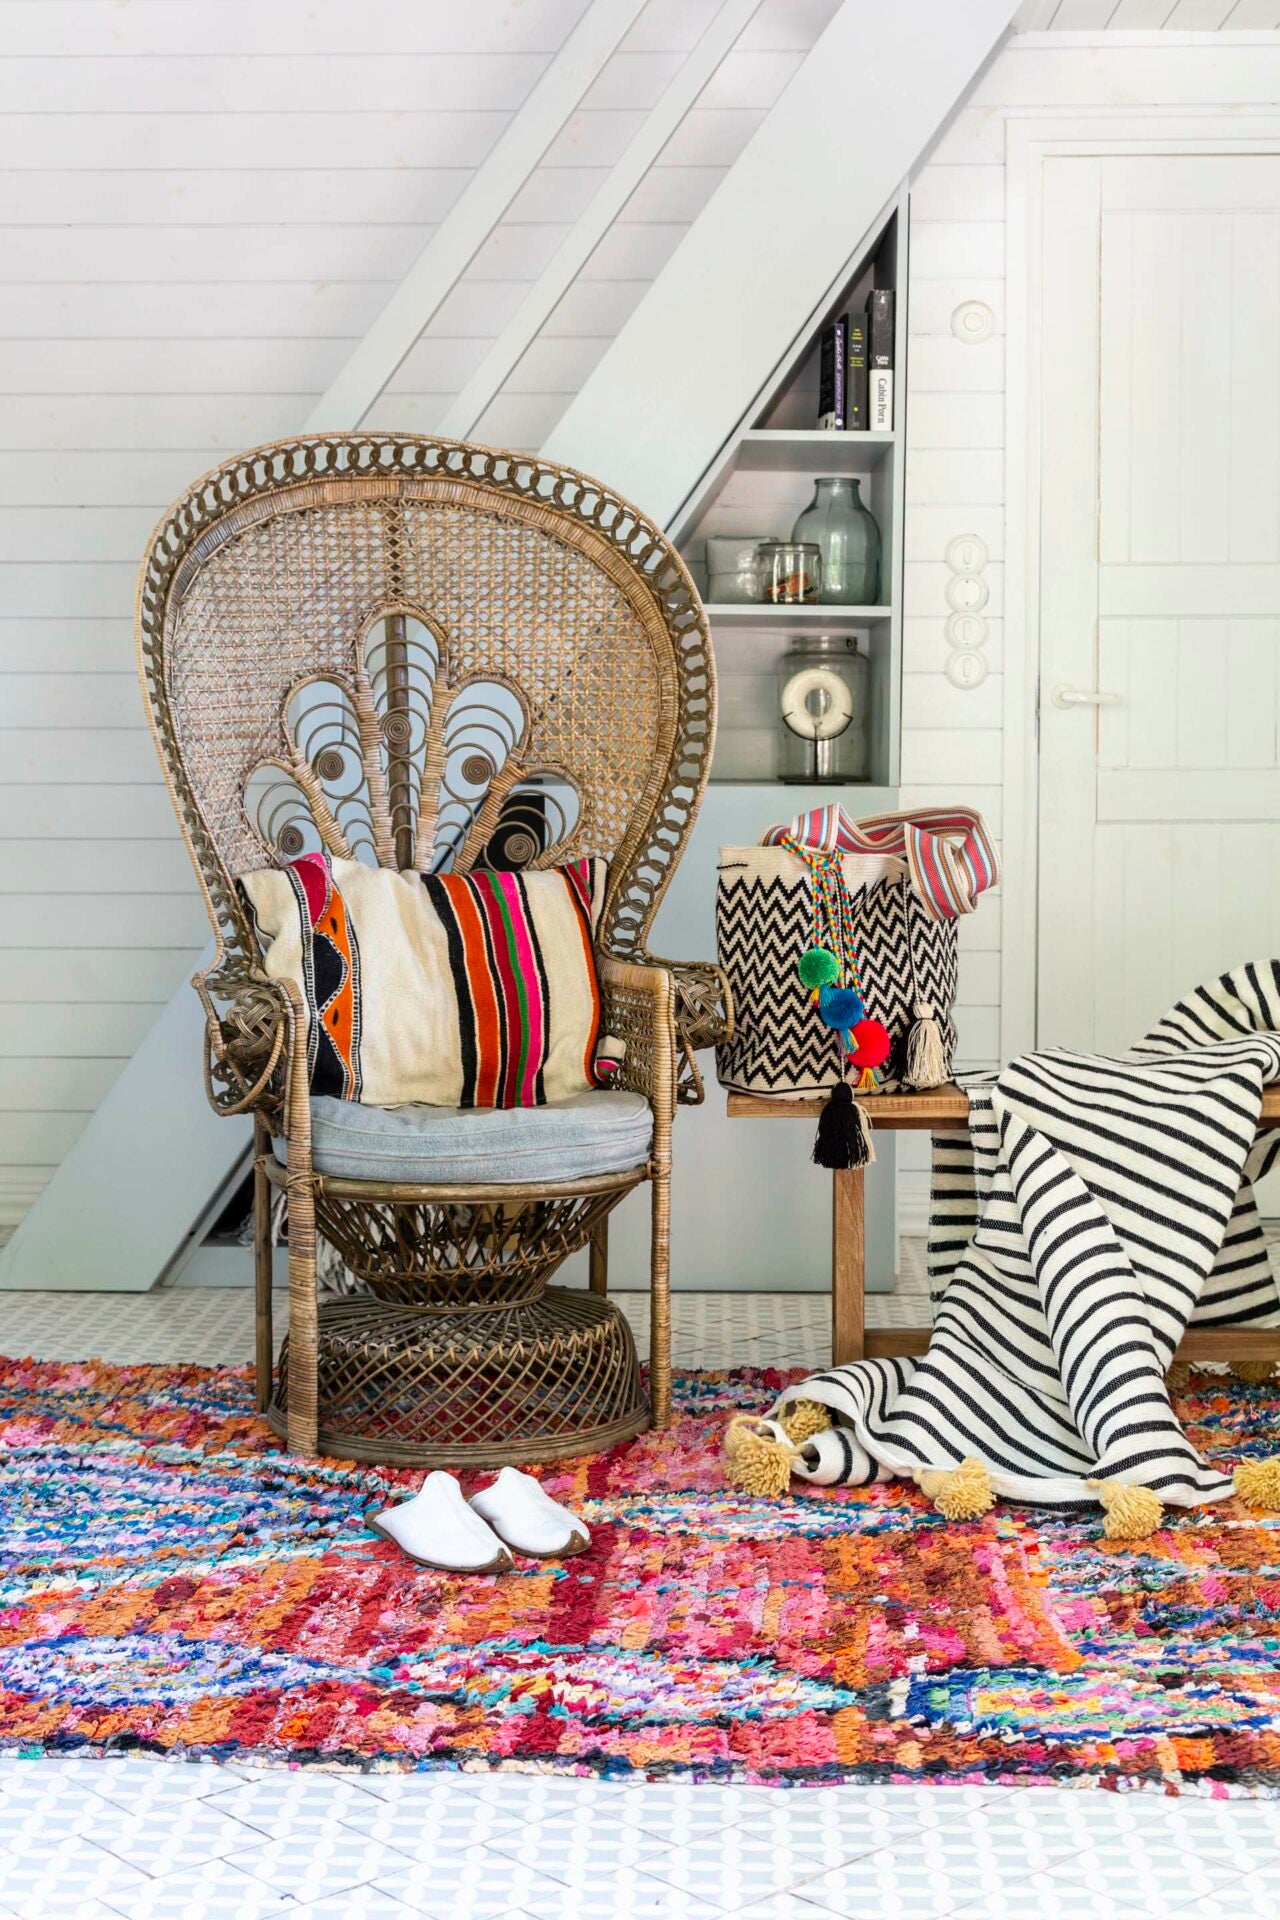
[715, 844, 959, 1099]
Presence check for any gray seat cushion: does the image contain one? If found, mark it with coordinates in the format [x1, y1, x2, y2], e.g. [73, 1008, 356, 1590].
[282, 1089, 653, 1185]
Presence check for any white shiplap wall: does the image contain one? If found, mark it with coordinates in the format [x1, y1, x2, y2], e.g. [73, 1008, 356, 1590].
[0, 0, 839, 1228]
[10, 12, 1274, 1239]
[893, 28, 1280, 1226]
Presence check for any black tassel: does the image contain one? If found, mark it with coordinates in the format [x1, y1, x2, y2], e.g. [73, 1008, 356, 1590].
[813, 1080, 873, 1169]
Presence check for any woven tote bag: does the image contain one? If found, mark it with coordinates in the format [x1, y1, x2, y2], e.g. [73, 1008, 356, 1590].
[715, 844, 959, 1098]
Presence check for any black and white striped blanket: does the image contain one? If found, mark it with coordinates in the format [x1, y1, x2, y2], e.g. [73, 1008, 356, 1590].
[775, 965, 1280, 1509]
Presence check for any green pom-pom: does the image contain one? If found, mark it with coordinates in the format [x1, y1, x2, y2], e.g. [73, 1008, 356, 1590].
[798, 947, 841, 990]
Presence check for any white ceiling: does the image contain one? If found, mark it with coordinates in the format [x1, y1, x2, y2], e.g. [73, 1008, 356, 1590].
[1016, 0, 1280, 27]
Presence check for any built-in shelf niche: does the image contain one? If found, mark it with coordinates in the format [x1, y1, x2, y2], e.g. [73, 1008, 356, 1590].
[677, 191, 907, 791]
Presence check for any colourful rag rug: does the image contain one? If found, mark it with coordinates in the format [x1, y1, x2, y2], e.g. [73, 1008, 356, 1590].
[1, 1359, 1279, 1794]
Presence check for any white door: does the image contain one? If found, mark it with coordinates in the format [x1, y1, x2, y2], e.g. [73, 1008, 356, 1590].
[1038, 152, 1280, 1054]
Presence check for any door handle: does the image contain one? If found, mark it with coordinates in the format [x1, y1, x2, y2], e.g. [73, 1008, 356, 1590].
[1050, 684, 1123, 710]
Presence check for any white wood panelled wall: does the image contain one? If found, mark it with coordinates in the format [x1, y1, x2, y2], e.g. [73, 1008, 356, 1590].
[8, 13, 1280, 1237]
[892, 26, 1280, 1229]
[0, 0, 840, 1230]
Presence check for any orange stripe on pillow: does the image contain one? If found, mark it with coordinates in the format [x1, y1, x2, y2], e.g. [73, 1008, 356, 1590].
[444, 876, 503, 1108]
[319, 891, 358, 1095]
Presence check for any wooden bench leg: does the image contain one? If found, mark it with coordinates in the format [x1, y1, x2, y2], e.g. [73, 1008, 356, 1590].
[832, 1166, 865, 1365]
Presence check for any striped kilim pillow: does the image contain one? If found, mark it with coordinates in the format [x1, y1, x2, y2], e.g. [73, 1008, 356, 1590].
[239, 852, 607, 1109]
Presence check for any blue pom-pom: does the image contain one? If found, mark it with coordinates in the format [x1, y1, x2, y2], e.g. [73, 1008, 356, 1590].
[817, 985, 865, 1029]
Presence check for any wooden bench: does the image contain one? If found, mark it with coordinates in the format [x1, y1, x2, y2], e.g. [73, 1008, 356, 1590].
[726, 1083, 1280, 1370]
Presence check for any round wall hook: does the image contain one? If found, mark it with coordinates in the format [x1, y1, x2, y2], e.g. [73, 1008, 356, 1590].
[951, 300, 995, 343]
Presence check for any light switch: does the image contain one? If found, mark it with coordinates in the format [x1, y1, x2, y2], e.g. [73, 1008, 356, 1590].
[939, 530, 990, 687]
[945, 649, 989, 690]
[945, 610, 987, 648]
[945, 533, 988, 575]
[945, 574, 989, 613]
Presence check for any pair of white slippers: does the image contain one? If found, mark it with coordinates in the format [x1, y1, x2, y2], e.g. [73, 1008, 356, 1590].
[367, 1467, 590, 1574]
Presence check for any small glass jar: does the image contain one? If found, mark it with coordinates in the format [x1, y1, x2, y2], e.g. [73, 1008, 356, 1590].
[706, 535, 767, 604]
[762, 541, 822, 605]
[777, 633, 870, 782]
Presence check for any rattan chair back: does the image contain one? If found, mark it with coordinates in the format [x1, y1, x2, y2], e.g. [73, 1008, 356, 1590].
[137, 436, 714, 965]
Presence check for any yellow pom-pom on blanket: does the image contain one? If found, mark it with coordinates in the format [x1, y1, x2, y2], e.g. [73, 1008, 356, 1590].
[1234, 1458, 1280, 1508]
[723, 1400, 833, 1497]
[1229, 1359, 1277, 1385]
[1089, 1478, 1163, 1540]
[723, 1416, 801, 1498]
[914, 1457, 994, 1521]
[779, 1398, 831, 1444]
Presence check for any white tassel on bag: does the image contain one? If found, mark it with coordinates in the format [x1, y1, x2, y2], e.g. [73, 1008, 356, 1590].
[905, 998, 948, 1089]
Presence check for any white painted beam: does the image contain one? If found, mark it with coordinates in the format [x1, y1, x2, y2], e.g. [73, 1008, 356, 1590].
[439, 0, 764, 442]
[305, 0, 649, 432]
[544, 0, 1020, 529]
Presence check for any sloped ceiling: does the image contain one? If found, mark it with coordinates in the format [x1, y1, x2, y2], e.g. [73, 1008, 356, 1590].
[370, 0, 852, 447]
[362, 0, 846, 449]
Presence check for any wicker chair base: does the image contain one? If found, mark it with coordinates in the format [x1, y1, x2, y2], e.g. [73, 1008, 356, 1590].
[269, 1288, 648, 1468]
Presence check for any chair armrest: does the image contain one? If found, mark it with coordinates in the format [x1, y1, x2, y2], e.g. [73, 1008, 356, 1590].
[598, 951, 732, 1111]
[597, 950, 678, 1126]
[649, 956, 734, 1052]
[644, 955, 733, 1107]
[192, 962, 294, 1119]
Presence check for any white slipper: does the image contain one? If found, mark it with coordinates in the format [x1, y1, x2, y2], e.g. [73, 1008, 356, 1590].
[367, 1470, 514, 1574]
[469, 1466, 591, 1561]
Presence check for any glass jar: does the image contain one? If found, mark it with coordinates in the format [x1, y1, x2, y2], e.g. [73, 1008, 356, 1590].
[706, 535, 767, 604]
[776, 634, 870, 782]
[791, 477, 880, 606]
[762, 541, 822, 605]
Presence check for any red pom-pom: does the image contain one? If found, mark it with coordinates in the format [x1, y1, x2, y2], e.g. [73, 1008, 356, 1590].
[849, 1017, 891, 1071]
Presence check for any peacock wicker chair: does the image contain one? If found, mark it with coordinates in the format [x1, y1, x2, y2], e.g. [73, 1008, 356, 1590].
[136, 434, 730, 1467]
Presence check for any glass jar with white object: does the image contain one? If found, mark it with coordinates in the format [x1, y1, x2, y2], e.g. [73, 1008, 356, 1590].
[777, 634, 869, 783]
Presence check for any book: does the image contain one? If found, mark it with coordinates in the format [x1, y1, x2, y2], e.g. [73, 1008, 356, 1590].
[846, 314, 868, 431]
[871, 367, 894, 433]
[817, 316, 847, 430]
[866, 288, 895, 431]
[866, 288, 895, 365]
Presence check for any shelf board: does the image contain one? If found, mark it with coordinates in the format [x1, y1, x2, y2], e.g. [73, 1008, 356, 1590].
[708, 775, 887, 788]
[735, 429, 895, 475]
[704, 603, 891, 631]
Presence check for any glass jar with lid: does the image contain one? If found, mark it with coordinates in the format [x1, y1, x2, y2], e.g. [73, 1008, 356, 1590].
[776, 633, 870, 782]
[761, 541, 822, 605]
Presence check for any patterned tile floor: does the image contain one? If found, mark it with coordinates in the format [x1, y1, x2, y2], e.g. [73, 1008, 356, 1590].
[3, 1259, 1278, 1920]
